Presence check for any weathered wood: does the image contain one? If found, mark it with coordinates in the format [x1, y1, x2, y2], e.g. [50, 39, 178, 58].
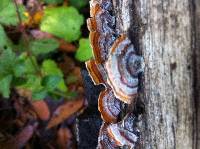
[113, 0, 197, 148]
[194, 0, 200, 148]
[140, 1, 194, 149]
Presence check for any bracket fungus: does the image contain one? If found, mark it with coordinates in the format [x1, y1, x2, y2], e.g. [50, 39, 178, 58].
[85, 59, 106, 85]
[105, 35, 143, 104]
[97, 123, 117, 149]
[97, 114, 140, 149]
[98, 89, 121, 123]
[107, 113, 140, 148]
[86, 0, 143, 148]
[88, 1, 116, 64]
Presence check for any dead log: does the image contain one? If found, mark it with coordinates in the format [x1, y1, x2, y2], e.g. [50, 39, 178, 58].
[112, 0, 199, 148]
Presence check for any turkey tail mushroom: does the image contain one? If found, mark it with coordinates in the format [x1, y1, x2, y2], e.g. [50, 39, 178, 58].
[87, 1, 116, 64]
[85, 59, 106, 85]
[107, 113, 141, 148]
[87, 0, 143, 148]
[97, 122, 117, 149]
[98, 89, 121, 123]
[105, 35, 143, 104]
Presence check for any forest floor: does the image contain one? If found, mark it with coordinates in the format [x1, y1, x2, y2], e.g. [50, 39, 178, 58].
[0, 0, 95, 148]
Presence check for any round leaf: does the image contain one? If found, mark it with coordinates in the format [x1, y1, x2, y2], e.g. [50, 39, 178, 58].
[75, 38, 93, 61]
[40, 6, 84, 42]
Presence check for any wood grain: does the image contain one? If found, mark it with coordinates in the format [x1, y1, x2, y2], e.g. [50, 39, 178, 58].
[112, 0, 198, 148]
[194, 0, 200, 148]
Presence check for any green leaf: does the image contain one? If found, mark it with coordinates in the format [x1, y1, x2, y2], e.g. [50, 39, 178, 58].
[75, 38, 93, 61]
[24, 57, 37, 74]
[0, 47, 16, 76]
[0, 0, 26, 25]
[32, 89, 47, 100]
[42, 0, 64, 4]
[0, 0, 17, 25]
[30, 38, 59, 56]
[69, 0, 88, 9]
[15, 53, 37, 75]
[41, 59, 63, 76]
[18, 4, 27, 22]
[40, 6, 84, 42]
[14, 37, 27, 52]
[0, 25, 13, 51]
[65, 91, 77, 98]
[57, 78, 68, 92]
[13, 61, 27, 77]
[0, 25, 8, 49]
[12, 77, 27, 86]
[18, 74, 43, 92]
[42, 75, 61, 91]
[0, 75, 12, 98]
[41, 59, 68, 92]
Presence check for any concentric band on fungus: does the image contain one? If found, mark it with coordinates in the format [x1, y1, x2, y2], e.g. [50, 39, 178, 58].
[85, 59, 105, 85]
[107, 114, 140, 148]
[105, 35, 142, 104]
[86, 0, 142, 148]
[88, 2, 116, 64]
[97, 123, 117, 149]
[98, 89, 121, 123]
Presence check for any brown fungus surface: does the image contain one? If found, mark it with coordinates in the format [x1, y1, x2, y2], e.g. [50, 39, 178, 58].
[98, 89, 121, 123]
[85, 59, 106, 85]
[86, 0, 143, 148]
[107, 113, 140, 148]
[97, 122, 117, 149]
[106, 36, 143, 104]
[88, 0, 116, 64]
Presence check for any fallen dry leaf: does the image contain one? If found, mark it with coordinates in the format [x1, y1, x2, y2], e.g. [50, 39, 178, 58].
[16, 88, 32, 100]
[57, 127, 72, 149]
[47, 98, 84, 129]
[72, 67, 83, 84]
[15, 123, 37, 148]
[58, 55, 76, 76]
[6, 123, 38, 149]
[59, 39, 76, 52]
[30, 29, 53, 39]
[32, 100, 50, 121]
[13, 98, 37, 125]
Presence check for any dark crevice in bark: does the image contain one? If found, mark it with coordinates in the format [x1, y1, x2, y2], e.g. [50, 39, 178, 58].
[171, 123, 176, 149]
[128, 0, 143, 54]
[112, 0, 123, 35]
[190, 0, 199, 148]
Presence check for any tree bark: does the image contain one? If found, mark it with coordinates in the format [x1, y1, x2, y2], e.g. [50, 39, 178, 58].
[113, 0, 199, 148]
[194, 0, 200, 148]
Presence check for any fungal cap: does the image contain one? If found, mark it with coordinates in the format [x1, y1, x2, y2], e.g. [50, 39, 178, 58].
[85, 59, 105, 85]
[98, 89, 121, 123]
[97, 122, 117, 149]
[107, 113, 140, 148]
[106, 35, 141, 104]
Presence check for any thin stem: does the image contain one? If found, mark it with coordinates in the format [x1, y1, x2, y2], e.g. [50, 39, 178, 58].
[13, 1, 71, 99]
[13, 0, 22, 24]
[13, 0, 42, 76]
[50, 90, 76, 100]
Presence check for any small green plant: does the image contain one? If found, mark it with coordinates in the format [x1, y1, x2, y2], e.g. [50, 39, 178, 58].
[40, 6, 84, 42]
[0, 0, 92, 100]
[75, 38, 93, 61]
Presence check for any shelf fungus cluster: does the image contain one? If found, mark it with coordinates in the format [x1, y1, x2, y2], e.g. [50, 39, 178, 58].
[86, 0, 143, 148]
